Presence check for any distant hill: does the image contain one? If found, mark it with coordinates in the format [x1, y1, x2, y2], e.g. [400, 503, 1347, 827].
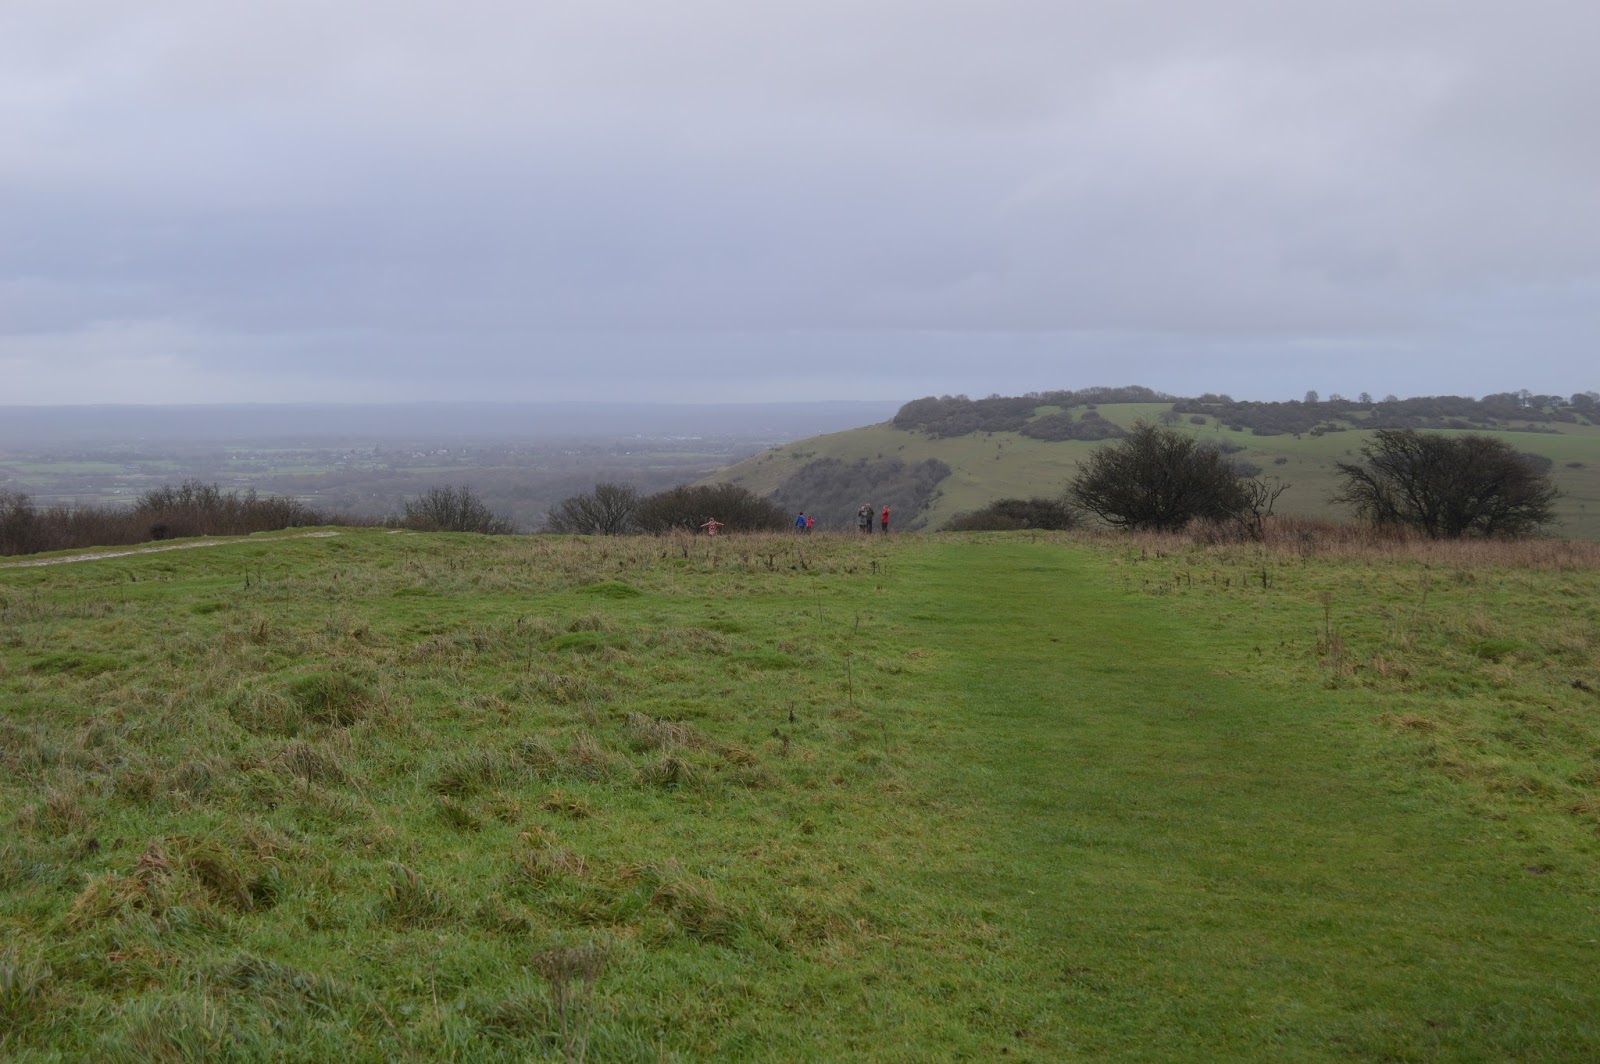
[711, 387, 1600, 537]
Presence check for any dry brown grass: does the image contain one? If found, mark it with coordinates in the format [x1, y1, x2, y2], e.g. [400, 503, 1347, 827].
[1082, 516, 1600, 570]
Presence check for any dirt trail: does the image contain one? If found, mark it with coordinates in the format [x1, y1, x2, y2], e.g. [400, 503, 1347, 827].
[0, 530, 344, 569]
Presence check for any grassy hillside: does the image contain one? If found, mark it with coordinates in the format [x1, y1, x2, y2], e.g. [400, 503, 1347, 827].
[714, 406, 1600, 536]
[3, 528, 1600, 1059]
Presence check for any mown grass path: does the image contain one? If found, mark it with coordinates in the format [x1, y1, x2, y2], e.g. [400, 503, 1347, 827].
[897, 539, 1599, 1061]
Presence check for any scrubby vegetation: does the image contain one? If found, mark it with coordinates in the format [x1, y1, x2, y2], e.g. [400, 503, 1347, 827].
[892, 386, 1170, 438]
[1171, 390, 1598, 437]
[1016, 408, 1127, 441]
[0, 481, 523, 557]
[0, 482, 333, 557]
[768, 457, 952, 531]
[631, 482, 787, 533]
[400, 484, 515, 535]
[944, 496, 1079, 531]
[544, 482, 788, 535]
[889, 388, 1600, 440]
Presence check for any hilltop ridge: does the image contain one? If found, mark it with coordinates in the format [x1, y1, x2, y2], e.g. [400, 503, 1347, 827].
[711, 386, 1600, 535]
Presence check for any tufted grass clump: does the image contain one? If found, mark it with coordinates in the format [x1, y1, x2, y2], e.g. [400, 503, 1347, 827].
[0, 947, 54, 1035]
[285, 671, 375, 726]
[377, 862, 455, 929]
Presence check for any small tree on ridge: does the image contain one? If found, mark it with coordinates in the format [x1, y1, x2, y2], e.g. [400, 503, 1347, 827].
[1068, 423, 1255, 532]
[1332, 429, 1558, 538]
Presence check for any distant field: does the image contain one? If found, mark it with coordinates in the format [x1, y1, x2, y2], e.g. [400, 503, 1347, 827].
[0, 436, 764, 532]
[3, 528, 1597, 1059]
[715, 407, 1600, 536]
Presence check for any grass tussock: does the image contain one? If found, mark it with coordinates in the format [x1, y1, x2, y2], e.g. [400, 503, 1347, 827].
[284, 671, 376, 726]
[0, 947, 54, 1034]
[623, 711, 704, 751]
[378, 862, 455, 929]
[265, 741, 347, 786]
[641, 864, 743, 946]
[99, 992, 234, 1064]
[431, 748, 527, 796]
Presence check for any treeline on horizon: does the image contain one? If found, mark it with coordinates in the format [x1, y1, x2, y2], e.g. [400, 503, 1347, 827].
[893, 386, 1600, 439]
[0, 482, 359, 557]
[0, 478, 799, 557]
[0, 482, 532, 558]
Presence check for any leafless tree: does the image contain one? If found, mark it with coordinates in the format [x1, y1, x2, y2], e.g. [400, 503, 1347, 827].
[1333, 429, 1558, 538]
[1068, 423, 1252, 531]
[544, 482, 640, 535]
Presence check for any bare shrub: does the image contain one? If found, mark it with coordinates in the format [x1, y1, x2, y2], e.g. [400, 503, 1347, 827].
[1333, 429, 1559, 538]
[401, 484, 515, 535]
[2, 481, 337, 557]
[545, 482, 640, 535]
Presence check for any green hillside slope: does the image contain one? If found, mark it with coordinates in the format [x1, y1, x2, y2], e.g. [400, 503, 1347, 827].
[3, 528, 1599, 1059]
[713, 395, 1600, 537]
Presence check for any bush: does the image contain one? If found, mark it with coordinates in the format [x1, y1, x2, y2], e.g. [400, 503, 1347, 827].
[544, 482, 640, 535]
[1068, 423, 1255, 532]
[1333, 429, 1558, 538]
[634, 483, 788, 534]
[134, 480, 323, 539]
[401, 485, 515, 534]
[769, 457, 951, 531]
[1, 482, 341, 557]
[945, 498, 1079, 532]
[0, 492, 43, 556]
[1018, 411, 1127, 442]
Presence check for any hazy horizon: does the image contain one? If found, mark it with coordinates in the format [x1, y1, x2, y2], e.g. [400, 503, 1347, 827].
[0, 399, 905, 445]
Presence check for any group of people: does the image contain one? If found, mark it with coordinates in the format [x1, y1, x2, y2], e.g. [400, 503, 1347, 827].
[856, 504, 890, 534]
[788, 505, 891, 534]
[699, 505, 892, 536]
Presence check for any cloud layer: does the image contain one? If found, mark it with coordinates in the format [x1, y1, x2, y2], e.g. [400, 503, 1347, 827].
[3, 1, 1597, 403]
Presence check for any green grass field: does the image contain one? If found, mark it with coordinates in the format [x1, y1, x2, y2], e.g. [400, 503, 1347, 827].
[2, 528, 1598, 1060]
[713, 410, 1600, 536]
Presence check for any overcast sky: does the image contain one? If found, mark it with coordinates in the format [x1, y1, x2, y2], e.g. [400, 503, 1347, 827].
[3, 1, 1596, 406]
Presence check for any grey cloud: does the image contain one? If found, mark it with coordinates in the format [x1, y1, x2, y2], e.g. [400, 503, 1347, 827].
[1, 0, 1596, 404]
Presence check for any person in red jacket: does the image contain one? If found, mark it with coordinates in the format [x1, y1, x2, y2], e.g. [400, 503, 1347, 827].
[880, 506, 891, 534]
[700, 517, 723, 536]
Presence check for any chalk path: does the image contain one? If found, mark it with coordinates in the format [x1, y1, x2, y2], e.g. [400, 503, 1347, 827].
[0, 529, 353, 569]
